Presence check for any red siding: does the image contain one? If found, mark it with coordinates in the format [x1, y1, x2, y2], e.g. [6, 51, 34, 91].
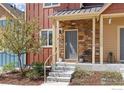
[27, 48, 52, 65]
[26, 3, 80, 29]
[26, 3, 80, 64]
[103, 3, 124, 14]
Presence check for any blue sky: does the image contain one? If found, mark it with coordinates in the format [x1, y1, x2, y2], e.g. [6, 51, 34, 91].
[13, 3, 25, 11]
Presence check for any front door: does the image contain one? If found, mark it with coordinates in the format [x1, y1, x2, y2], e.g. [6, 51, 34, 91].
[65, 30, 77, 59]
[120, 28, 124, 62]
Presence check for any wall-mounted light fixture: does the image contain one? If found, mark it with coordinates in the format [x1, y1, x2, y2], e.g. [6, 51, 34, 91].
[109, 17, 112, 24]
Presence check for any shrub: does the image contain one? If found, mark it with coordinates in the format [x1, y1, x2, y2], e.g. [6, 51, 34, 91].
[3, 62, 16, 72]
[26, 62, 44, 80]
[25, 70, 41, 80]
[32, 62, 44, 76]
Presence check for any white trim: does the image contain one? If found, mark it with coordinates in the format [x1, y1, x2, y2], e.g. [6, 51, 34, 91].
[43, 3, 60, 8]
[64, 29, 78, 61]
[101, 13, 124, 18]
[117, 26, 124, 62]
[100, 16, 104, 64]
[92, 18, 95, 64]
[41, 29, 52, 31]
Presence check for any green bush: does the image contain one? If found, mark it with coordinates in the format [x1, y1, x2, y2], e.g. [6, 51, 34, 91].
[32, 62, 44, 76]
[3, 62, 15, 72]
[26, 62, 44, 80]
[25, 70, 41, 80]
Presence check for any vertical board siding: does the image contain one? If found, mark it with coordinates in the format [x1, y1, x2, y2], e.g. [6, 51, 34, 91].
[0, 52, 26, 67]
[26, 48, 52, 65]
[26, 3, 80, 64]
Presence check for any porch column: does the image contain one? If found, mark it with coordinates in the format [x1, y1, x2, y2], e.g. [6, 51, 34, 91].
[92, 18, 96, 64]
[100, 16, 103, 64]
[56, 20, 59, 61]
[52, 19, 56, 64]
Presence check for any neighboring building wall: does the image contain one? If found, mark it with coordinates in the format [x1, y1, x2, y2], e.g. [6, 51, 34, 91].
[102, 4, 124, 63]
[26, 3, 80, 64]
[0, 6, 13, 18]
[103, 3, 124, 14]
[103, 17, 124, 63]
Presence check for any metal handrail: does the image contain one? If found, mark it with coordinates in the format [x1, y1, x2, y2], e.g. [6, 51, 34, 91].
[44, 51, 57, 83]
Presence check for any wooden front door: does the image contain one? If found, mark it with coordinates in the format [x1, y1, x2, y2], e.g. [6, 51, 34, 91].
[65, 30, 78, 59]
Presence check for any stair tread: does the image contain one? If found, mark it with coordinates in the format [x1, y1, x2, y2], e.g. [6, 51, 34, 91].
[47, 76, 71, 79]
[47, 62, 76, 82]
[56, 62, 76, 65]
[49, 71, 74, 74]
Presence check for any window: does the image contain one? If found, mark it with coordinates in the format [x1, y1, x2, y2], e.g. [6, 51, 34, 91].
[0, 20, 6, 27]
[43, 3, 60, 8]
[41, 29, 52, 47]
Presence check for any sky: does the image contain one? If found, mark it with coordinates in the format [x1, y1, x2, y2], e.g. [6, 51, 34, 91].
[13, 3, 25, 11]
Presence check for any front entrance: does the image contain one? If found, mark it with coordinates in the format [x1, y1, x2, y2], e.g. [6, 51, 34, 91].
[120, 28, 124, 62]
[65, 30, 78, 59]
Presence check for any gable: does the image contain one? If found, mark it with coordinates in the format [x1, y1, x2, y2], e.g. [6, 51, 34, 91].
[0, 5, 13, 19]
[102, 3, 124, 14]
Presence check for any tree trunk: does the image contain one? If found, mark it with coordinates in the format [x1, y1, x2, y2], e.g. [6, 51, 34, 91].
[18, 53, 23, 74]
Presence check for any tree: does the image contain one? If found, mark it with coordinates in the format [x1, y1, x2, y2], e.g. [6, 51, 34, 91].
[0, 19, 42, 74]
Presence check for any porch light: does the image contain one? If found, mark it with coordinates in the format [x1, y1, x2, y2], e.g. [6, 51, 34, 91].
[109, 17, 112, 24]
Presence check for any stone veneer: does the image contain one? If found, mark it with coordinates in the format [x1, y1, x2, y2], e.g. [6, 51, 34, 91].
[58, 19, 100, 62]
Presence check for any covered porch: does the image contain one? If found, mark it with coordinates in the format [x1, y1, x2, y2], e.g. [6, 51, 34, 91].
[50, 7, 101, 64]
[50, 4, 124, 64]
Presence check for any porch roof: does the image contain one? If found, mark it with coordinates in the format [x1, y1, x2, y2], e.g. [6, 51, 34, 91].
[51, 6, 102, 17]
[49, 4, 111, 20]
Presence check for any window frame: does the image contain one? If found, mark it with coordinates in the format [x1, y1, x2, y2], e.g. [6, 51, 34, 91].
[43, 3, 60, 8]
[0, 17, 6, 52]
[40, 29, 53, 48]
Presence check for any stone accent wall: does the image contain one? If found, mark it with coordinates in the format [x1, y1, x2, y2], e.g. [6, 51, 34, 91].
[59, 19, 100, 62]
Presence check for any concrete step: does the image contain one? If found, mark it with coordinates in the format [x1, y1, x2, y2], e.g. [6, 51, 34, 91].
[55, 62, 76, 66]
[52, 66, 75, 71]
[47, 76, 71, 82]
[49, 71, 73, 77]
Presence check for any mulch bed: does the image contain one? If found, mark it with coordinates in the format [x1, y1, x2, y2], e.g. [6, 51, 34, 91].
[0, 71, 44, 85]
[70, 71, 101, 85]
[70, 71, 124, 85]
